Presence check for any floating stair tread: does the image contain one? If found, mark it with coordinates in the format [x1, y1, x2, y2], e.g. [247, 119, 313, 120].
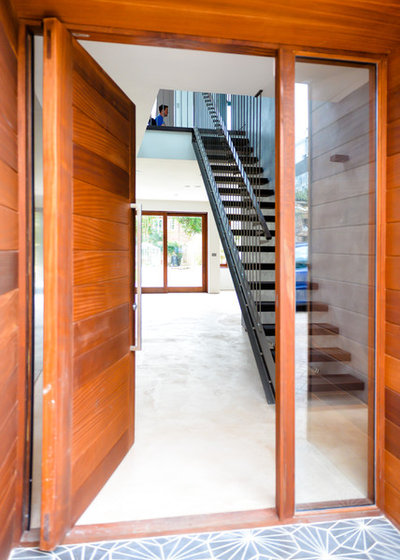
[211, 164, 264, 174]
[309, 346, 351, 362]
[223, 200, 275, 209]
[227, 213, 275, 222]
[260, 201, 275, 208]
[237, 245, 275, 252]
[249, 281, 276, 289]
[249, 280, 317, 290]
[199, 127, 246, 134]
[309, 373, 364, 392]
[262, 323, 276, 336]
[309, 323, 339, 335]
[207, 154, 258, 163]
[243, 262, 275, 270]
[202, 138, 251, 148]
[232, 229, 275, 237]
[215, 176, 270, 185]
[205, 148, 254, 157]
[296, 301, 329, 312]
[256, 302, 327, 312]
[219, 187, 274, 196]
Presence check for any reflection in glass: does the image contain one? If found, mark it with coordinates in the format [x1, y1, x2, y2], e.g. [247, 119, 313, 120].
[167, 216, 203, 288]
[142, 215, 164, 288]
[31, 35, 44, 529]
[294, 60, 376, 509]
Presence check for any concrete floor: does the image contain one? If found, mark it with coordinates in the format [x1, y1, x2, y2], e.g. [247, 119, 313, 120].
[76, 291, 276, 524]
[31, 291, 369, 528]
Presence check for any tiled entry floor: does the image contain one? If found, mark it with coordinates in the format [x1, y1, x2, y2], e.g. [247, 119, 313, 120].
[11, 517, 400, 559]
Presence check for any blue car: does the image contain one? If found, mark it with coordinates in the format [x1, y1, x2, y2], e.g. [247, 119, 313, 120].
[295, 243, 308, 304]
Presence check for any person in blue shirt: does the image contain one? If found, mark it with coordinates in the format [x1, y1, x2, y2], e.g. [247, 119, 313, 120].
[155, 104, 168, 126]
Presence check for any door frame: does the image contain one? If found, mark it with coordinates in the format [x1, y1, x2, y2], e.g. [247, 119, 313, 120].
[16, 23, 387, 546]
[142, 211, 208, 294]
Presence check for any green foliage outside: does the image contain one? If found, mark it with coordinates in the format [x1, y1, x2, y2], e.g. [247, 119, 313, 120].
[295, 185, 308, 202]
[175, 216, 202, 237]
[142, 216, 202, 263]
[142, 216, 163, 248]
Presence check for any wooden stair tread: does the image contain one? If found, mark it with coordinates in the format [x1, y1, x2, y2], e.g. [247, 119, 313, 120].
[309, 323, 339, 335]
[309, 346, 351, 362]
[309, 373, 364, 392]
[296, 301, 329, 312]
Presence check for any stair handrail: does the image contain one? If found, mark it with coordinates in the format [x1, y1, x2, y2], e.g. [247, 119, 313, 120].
[202, 92, 272, 241]
[193, 127, 276, 398]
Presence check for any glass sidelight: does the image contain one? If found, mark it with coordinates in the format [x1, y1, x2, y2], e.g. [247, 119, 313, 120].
[167, 215, 203, 288]
[142, 212, 207, 293]
[142, 214, 164, 288]
[294, 59, 376, 509]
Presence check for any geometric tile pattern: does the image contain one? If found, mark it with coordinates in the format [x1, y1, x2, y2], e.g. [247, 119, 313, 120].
[10, 517, 400, 560]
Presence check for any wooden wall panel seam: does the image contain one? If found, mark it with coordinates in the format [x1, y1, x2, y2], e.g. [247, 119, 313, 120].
[73, 179, 130, 224]
[73, 303, 130, 357]
[72, 41, 131, 119]
[73, 107, 129, 171]
[73, 144, 129, 197]
[72, 71, 130, 145]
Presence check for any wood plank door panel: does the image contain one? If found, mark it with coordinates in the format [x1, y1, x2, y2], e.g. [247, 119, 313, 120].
[41, 18, 135, 550]
[0, 3, 22, 558]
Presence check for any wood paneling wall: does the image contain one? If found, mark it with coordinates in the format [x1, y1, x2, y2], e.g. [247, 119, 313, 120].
[9, 0, 400, 54]
[0, 1, 20, 558]
[385, 46, 400, 526]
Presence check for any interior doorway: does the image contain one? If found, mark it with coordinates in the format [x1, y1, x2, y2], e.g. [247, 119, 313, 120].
[142, 212, 207, 292]
[29, 29, 278, 543]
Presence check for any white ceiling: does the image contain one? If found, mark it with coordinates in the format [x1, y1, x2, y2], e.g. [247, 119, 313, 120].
[33, 38, 370, 203]
[136, 158, 208, 202]
[79, 40, 275, 149]
[79, 40, 275, 202]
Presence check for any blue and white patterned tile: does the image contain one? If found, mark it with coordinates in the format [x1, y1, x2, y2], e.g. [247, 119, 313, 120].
[9, 516, 400, 560]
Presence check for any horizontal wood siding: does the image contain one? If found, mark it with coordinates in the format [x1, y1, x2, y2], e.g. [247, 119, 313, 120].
[0, 3, 19, 558]
[9, 0, 400, 54]
[385, 46, 400, 525]
[70, 40, 135, 525]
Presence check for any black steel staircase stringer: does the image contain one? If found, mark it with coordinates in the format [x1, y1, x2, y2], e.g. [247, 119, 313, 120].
[192, 130, 275, 404]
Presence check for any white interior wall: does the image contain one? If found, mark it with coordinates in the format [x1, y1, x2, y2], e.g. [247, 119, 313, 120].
[220, 267, 234, 290]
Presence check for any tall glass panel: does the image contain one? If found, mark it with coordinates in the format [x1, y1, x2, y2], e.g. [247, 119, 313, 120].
[167, 216, 203, 288]
[295, 60, 376, 509]
[142, 215, 164, 288]
[31, 35, 44, 528]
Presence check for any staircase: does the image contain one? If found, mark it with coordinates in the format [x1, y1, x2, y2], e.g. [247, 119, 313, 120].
[192, 91, 364, 403]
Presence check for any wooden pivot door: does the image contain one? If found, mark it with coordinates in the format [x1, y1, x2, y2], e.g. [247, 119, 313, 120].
[41, 18, 135, 550]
